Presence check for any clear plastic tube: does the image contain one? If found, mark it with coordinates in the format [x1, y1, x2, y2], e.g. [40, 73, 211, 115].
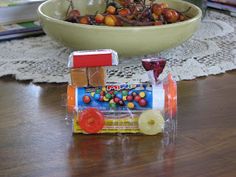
[68, 74, 177, 135]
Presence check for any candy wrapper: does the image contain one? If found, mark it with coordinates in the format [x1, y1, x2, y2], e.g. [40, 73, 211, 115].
[68, 49, 118, 68]
[142, 58, 166, 83]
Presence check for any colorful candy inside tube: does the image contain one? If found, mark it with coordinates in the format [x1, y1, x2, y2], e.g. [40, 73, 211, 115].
[68, 74, 177, 135]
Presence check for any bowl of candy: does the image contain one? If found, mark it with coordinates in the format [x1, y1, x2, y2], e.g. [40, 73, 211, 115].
[38, 0, 202, 57]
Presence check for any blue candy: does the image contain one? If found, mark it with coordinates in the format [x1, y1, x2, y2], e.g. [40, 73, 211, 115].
[128, 90, 133, 95]
[115, 92, 123, 99]
[94, 93, 100, 100]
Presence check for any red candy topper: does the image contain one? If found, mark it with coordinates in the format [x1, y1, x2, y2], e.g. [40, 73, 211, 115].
[142, 58, 166, 82]
[68, 49, 119, 68]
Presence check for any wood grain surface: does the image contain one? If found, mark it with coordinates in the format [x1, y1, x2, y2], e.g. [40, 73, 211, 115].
[0, 71, 236, 177]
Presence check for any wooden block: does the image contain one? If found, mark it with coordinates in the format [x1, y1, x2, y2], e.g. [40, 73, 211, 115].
[70, 68, 88, 87]
[87, 67, 106, 87]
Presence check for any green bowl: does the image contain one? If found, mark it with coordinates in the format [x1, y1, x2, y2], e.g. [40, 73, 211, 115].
[38, 0, 202, 57]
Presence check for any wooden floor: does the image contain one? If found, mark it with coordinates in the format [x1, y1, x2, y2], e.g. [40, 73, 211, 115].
[0, 71, 236, 177]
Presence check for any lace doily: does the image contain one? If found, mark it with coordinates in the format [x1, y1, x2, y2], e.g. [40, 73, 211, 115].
[0, 10, 235, 83]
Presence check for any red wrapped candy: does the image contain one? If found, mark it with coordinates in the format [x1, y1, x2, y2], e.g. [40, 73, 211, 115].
[142, 58, 166, 82]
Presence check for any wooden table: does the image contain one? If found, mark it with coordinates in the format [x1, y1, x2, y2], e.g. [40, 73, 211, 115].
[0, 71, 236, 177]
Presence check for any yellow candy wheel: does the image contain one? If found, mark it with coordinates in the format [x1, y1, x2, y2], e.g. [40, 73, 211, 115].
[138, 110, 165, 135]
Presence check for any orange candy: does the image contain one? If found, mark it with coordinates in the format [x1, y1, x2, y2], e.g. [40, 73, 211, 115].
[67, 85, 75, 108]
[164, 74, 177, 117]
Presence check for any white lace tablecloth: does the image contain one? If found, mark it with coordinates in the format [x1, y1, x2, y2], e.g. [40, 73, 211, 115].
[0, 10, 235, 83]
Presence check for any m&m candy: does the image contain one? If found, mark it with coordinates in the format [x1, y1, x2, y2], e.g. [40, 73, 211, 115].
[105, 93, 112, 99]
[94, 93, 100, 100]
[103, 97, 109, 102]
[109, 103, 117, 109]
[122, 90, 128, 96]
[139, 99, 147, 107]
[134, 95, 141, 102]
[114, 97, 120, 103]
[128, 90, 133, 95]
[116, 93, 123, 99]
[139, 91, 146, 98]
[83, 95, 91, 104]
[126, 95, 133, 101]
[127, 102, 135, 109]
[95, 89, 101, 94]
[122, 96, 127, 101]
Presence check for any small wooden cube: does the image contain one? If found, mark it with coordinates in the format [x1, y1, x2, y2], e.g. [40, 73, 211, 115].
[70, 68, 88, 87]
[87, 67, 106, 87]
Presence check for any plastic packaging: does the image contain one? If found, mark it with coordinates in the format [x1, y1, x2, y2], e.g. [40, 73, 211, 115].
[68, 74, 176, 113]
[67, 74, 177, 135]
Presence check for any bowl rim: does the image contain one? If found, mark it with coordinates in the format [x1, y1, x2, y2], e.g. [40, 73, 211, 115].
[38, 0, 202, 31]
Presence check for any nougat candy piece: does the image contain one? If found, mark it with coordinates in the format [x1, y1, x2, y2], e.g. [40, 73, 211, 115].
[87, 67, 106, 87]
[70, 68, 88, 87]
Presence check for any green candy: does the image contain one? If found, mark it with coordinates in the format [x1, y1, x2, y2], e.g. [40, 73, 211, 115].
[95, 89, 101, 94]
[109, 103, 116, 109]
[122, 90, 128, 96]
[105, 93, 112, 99]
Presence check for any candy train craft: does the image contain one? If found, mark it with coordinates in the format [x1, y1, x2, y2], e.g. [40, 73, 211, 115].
[67, 49, 177, 135]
